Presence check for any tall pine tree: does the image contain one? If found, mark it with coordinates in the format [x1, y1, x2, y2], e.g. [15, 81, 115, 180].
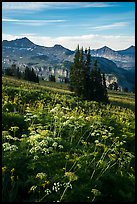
[69, 45, 80, 95]
[89, 60, 108, 102]
[79, 46, 85, 97]
[84, 47, 91, 100]
[102, 73, 109, 103]
[24, 66, 39, 83]
[69, 45, 109, 103]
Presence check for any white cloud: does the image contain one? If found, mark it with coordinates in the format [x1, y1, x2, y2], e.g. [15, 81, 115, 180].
[2, 33, 135, 51]
[2, 18, 19, 22]
[2, 2, 50, 10]
[2, 2, 118, 11]
[2, 18, 67, 26]
[80, 2, 118, 8]
[93, 22, 129, 30]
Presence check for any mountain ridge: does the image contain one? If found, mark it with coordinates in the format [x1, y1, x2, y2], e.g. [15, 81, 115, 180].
[90, 44, 135, 70]
[2, 37, 135, 91]
[2, 37, 135, 52]
[3, 37, 135, 70]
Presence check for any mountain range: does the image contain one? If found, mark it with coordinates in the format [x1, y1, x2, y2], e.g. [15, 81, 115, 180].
[2, 37, 135, 91]
[90, 45, 135, 70]
[2, 37, 74, 67]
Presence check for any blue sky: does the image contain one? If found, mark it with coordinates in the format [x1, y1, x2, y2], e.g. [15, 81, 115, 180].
[2, 2, 135, 50]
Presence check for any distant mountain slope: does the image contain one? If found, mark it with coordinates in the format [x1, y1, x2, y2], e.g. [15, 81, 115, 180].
[2, 37, 135, 91]
[91, 56, 135, 91]
[90, 45, 135, 70]
[117, 45, 135, 56]
[2, 37, 74, 67]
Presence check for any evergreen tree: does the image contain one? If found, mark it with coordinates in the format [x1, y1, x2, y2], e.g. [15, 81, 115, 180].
[11, 64, 17, 76]
[84, 48, 91, 99]
[70, 45, 109, 103]
[79, 46, 85, 97]
[108, 83, 113, 90]
[24, 66, 30, 81]
[64, 77, 69, 83]
[113, 82, 118, 91]
[69, 45, 91, 99]
[69, 45, 80, 93]
[49, 75, 56, 82]
[85, 48, 88, 54]
[89, 60, 98, 100]
[102, 73, 109, 103]
[96, 68, 103, 101]
[36, 75, 39, 83]
[31, 68, 36, 82]
[5, 67, 13, 76]
[16, 67, 22, 79]
[24, 66, 39, 83]
[90, 61, 109, 102]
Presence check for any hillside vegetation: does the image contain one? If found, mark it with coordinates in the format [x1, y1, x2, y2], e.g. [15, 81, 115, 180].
[2, 76, 135, 202]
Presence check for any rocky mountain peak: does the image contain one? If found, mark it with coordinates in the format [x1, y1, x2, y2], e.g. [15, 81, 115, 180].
[19, 37, 33, 43]
[117, 45, 135, 56]
[3, 37, 35, 48]
[101, 46, 111, 50]
[97, 46, 116, 53]
[54, 44, 63, 48]
[53, 44, 66, 50]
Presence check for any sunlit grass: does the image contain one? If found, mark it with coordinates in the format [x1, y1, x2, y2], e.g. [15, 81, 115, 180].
[2, 76, 135, 111]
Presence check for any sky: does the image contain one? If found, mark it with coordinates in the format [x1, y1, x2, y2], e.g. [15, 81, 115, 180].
[2, 2, 135, 51]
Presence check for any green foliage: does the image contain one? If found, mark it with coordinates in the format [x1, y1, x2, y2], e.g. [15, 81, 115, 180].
[4, 64, 39, 83]
[2, 167, 19, 202]
[2, 112, 29, 136]
[70, 45, 108, 103]
[2, 76, 135, 202]
[24, 66, 39, 83]
[89, 60, 108, 102]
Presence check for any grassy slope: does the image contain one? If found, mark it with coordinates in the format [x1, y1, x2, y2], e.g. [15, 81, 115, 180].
[2, 76, 135, 111]
[108, 90, 135, 111]
[2, 76, 135, 202]
[2, 76, 73, 95]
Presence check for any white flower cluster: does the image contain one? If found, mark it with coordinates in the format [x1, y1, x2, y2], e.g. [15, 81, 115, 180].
[29, 185, 37, 192]
[2, 143, 18, 152]
[27, 128, 64, 156]
[50, 107, 58, 113]
[36, 172, 47, 180]
[44, 188, 51, 195]
[2, 133, 19, 141]
[63, 182, 72, 189]
[52, 181, 72, 192]
[52, 182, 61, 192]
